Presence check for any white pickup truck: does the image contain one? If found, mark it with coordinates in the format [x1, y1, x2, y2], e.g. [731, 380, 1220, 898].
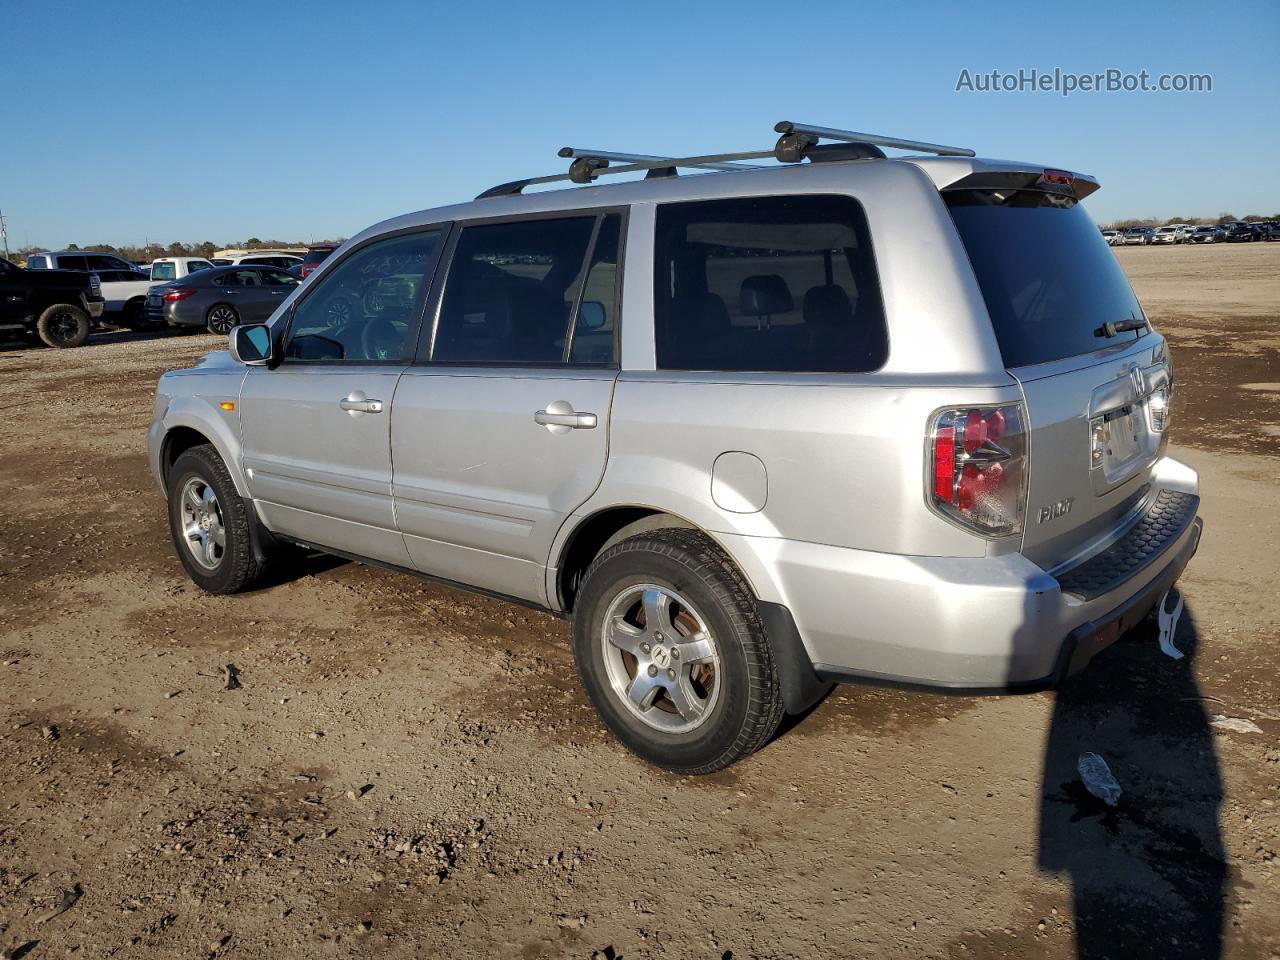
[27, 252, 215, 328]
[122, 258, 215, 326]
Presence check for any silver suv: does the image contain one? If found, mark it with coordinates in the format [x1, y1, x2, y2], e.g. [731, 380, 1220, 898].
[148, 122, 1202, 773]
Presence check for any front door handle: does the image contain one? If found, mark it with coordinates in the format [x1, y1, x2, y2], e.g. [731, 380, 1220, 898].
[534, 400, 597, 432]
[340, 392, 383, 415]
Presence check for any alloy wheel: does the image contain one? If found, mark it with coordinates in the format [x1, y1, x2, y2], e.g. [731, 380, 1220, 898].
[179, 477, 225, 570]
[599, 584, 722, 734]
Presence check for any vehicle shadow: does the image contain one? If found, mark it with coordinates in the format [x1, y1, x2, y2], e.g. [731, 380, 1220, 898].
[243, 548, 351, 592]
[1037, 599, 1226, 959]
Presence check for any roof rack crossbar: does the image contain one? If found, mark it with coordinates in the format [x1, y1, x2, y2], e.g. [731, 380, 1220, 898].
[774, 121, 976, 158]
[557, 148, 765, 172]
[477, 147, 775, 199]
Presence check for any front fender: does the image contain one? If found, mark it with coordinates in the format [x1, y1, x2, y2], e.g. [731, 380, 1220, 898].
[153, 392, 249, 496]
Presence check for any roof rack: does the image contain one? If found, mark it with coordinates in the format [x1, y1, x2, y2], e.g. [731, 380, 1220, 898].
[475, 121, 976, 199]
[773, 122, 976, 160]
[476, 148, 774, 199]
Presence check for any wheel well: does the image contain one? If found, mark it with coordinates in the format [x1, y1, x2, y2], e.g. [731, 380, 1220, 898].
[161, 427, 211, 486]
[556, 508, 695, 612]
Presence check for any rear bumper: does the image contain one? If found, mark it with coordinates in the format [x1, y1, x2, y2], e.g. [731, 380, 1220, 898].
[722, 456, 1201, 692]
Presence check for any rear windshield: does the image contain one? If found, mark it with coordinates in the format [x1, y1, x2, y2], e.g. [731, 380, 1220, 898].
[303, 248, 334, 266]
[946, 190, 1145, 368]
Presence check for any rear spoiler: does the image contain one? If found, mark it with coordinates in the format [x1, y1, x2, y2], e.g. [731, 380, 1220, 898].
[939, 169, 1100, 201]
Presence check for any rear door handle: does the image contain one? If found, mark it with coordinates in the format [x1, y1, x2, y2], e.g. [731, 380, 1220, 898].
[340, 393, 383, 414]
[534, 405, 597, 430]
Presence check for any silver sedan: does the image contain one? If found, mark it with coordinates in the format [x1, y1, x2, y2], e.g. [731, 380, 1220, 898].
[148, 266, 299, 334]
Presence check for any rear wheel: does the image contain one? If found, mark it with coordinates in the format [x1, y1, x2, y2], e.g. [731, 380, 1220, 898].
[167, 444, 267, 594]
[207, 304, 239, 336]
[36, 304, 90, 348]
[572, 528, 783, 774]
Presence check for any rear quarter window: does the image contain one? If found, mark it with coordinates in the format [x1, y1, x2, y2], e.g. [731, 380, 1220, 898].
[653, 195, 887, 373]
[946, 190, 1145, 368]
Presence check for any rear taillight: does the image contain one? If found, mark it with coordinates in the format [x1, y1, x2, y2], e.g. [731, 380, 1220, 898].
[300, 264, 315, 278]
[929, 403, 1028, 537]
[163, 289, 196, 302]
[89, 272, 101, 295]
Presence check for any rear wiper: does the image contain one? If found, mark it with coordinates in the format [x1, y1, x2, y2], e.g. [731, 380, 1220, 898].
[1094, 314, 1149, 338]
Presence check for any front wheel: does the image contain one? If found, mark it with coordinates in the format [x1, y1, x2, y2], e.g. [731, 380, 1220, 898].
[572, 529, 783, 774]
[206, 304, 240, 336]
[36, 304, 90, 348]
[167, 444, 268, 593]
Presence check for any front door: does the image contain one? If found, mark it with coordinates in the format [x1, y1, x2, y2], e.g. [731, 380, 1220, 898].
[237, 229, 445, 565]
[391, 212, 623, 604]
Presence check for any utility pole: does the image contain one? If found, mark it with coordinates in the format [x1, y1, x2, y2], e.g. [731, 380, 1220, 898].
[0, 209, 10, 261]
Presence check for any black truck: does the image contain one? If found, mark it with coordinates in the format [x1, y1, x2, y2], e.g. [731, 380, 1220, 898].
[0, 257, 106, 347]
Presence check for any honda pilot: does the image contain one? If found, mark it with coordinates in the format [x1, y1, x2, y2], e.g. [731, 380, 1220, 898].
[147, 122, 1202, 773]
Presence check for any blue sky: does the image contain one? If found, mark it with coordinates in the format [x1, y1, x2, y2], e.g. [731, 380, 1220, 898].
[1, 0, 1277, 249]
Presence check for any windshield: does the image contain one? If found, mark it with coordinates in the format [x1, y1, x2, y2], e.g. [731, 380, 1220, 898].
[946, 189, 1145, 369]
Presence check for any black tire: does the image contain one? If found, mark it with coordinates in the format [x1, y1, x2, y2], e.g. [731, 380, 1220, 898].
[167, 444, 267, 594]
[119, 299, 148, 330]
[206, 304, 239, 336]
[36, 303, 90, 348]
[572, 528, 783, 774]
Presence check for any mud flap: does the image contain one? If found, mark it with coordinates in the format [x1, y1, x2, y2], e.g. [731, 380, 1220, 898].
[756, 600, 834, 715]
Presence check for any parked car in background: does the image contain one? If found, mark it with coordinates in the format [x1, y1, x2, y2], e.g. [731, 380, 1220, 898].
[1151, 226, 1181, 245]
[210, 254, 304, 270]
[1259, 222, 1280, 241]
[1189, 225, 1223, 244]
[298, 244, 338, 279]
[148, 265, 298, 334]
[24, 250, 158, 327]
[0, 256, 105, 347]
[1224, 222, 1254, 242]
[150, 257, 216, 282]
[1101, 229, 1121, 246]
[148, 128, 1199, 772]
[26, 250, 137, 273]
[1121, 226, 1154, 245]
[1175, 224, 1197, 241]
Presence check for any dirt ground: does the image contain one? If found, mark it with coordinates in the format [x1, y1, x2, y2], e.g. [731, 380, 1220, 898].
[0, 243, 1276, 960]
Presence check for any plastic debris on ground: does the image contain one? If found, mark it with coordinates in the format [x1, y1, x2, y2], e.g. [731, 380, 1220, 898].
[1077, 752, 1122, 807]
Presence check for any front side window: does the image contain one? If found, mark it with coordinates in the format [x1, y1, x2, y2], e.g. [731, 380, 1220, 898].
[284, 230, 441, 363]
[433, 216, 603, 364]
[653, 195, 887, 373]
[260, 268, 298, 286]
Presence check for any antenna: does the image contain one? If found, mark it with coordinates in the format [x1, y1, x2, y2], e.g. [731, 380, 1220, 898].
[0, 209, 10, 260]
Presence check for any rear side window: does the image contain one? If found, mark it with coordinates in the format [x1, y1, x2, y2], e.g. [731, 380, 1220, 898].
[56, 255, 89, 272]
[946, 190, 1145, 368]
[432, 215, 608, 365]
[654, 195, 887, 373]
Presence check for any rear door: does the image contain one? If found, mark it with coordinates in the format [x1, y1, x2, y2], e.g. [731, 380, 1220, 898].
[945, 186, 1172, 569]
[389, 211, 623, 604]
[237, 228, 445, 565]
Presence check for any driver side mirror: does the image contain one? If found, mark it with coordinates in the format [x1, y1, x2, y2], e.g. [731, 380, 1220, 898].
[229, 324, 273, 366]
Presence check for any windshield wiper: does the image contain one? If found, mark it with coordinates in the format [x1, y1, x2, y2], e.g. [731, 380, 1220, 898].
[1094, 314, 1149, 338]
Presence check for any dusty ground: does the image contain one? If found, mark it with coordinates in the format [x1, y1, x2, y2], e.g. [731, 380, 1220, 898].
[0, 243, 1276, 960]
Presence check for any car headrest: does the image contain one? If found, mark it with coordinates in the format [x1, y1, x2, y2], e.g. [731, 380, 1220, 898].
[803, 284, 854, 328]
[739, 274, 793, 317]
